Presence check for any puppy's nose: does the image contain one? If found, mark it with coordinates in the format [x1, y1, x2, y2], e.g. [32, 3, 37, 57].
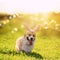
[31, 38, 33, 41]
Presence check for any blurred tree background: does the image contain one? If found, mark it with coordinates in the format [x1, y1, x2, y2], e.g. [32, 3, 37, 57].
[0, 12, 60, 37]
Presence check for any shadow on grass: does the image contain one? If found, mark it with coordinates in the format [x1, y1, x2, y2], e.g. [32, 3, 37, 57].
[0, 49, 43, 59]
[25, 52, 43, 59]
[0, 49, 18, 55]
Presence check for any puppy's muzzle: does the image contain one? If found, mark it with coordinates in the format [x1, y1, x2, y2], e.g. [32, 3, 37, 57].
[31, 38, 33, 41]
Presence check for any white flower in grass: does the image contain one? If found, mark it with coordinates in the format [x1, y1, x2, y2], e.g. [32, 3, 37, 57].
[21, 25, 24, 28]
[55, 24, 60, 31]
[14, 28, 18, 31]
[9, 16, 13, 19]
[13, 15, 16, 18]
[0, 23, 3, 27]
[55, 24, 60, 27]
[2, 21, 7, 24]
[6, 20, 9, 23]
[50, 19, 56, 24]
[44, 26, 48, 30]
[11, 28, 18, 33]
[11, 31, 15, 33]
[0, 24, 1, 26]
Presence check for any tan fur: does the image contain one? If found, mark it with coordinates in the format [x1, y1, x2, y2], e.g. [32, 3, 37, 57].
[15, 37, 23, 52]
[15, 24, 40, 53]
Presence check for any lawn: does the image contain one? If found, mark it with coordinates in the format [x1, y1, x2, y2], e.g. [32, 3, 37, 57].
[0, 18, 60, 60]
[0, 30, 60, 60]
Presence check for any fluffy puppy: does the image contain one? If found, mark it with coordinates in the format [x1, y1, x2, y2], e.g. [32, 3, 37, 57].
[15, 24, 40, 53]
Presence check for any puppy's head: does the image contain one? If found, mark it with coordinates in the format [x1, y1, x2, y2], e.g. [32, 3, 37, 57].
[24, 23, 40, 45]
[24, 32, 35, 45]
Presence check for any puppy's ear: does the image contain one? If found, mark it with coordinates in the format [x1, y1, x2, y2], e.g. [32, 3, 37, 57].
[33, 24, 40, 32]
[24, 23, 32, 32]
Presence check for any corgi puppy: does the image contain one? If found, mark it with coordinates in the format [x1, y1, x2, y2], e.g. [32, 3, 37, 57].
[15, 24, 40, 53]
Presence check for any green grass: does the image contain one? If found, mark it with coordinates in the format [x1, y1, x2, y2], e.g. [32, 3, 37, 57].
[0, 31, 60, 60]
[0, 19, 60, 60]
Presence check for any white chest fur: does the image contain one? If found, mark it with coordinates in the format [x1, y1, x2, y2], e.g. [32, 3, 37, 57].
[22, 38, 34, 53]
[16, 37, 35, 53]
[22, 41, 34, 52]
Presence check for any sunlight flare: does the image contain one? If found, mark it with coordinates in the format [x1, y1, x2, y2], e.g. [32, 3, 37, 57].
[0, 0, 60, 14]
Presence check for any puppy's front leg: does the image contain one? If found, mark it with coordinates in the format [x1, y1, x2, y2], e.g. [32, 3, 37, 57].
[15, 39, 23, 53]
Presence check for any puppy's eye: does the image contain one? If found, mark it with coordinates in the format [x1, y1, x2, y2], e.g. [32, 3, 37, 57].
[27, 37, 29, 40]
[29, 34, 31, 36]
[33, 35, 35, 37]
